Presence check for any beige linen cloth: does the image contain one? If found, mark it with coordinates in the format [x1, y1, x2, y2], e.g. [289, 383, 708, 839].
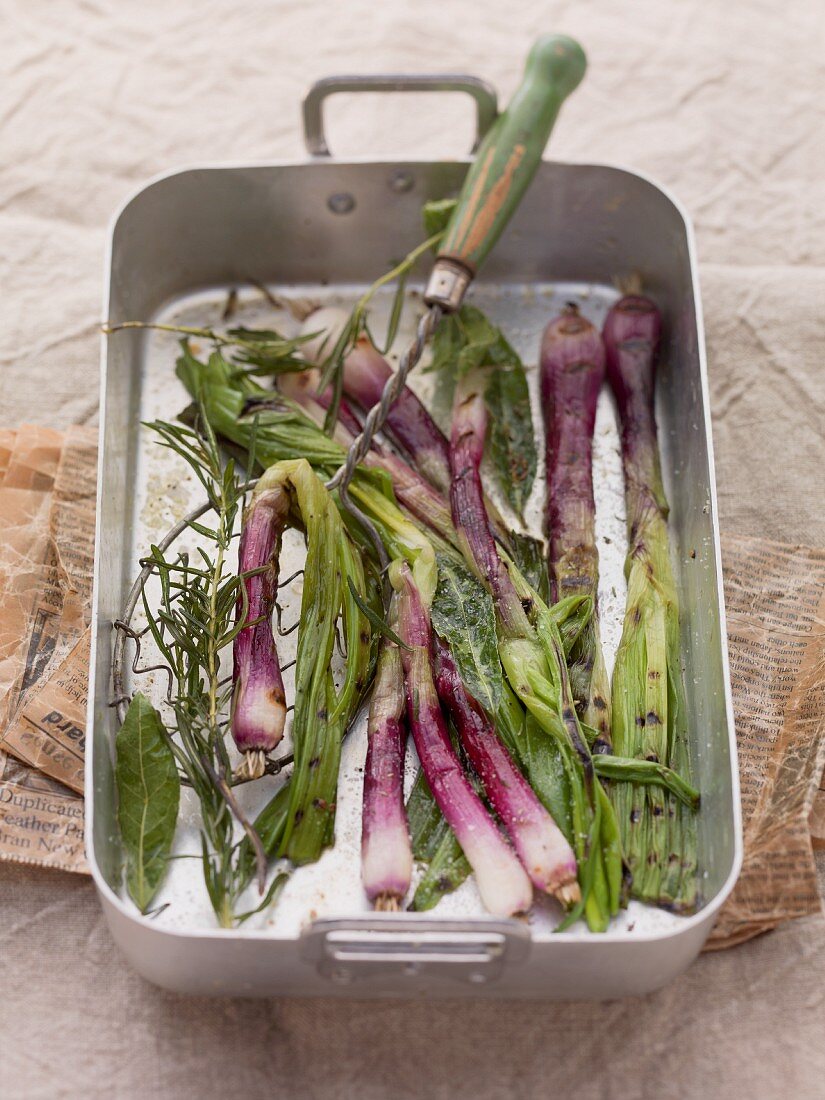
[1, 1, 823, 1097]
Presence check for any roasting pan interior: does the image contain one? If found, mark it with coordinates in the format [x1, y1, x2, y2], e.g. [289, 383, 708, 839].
[92, 159, 740, 946]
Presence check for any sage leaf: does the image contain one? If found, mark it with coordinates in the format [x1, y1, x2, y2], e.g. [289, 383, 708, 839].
[426, 312, 463, 417]
[115, 692, 180, 912]
[430, 553, 503, 717]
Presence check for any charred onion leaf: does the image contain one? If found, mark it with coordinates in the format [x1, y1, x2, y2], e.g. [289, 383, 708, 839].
[347, 576, 410, 651]
[508, 531, 551, 603]
[604, 294, 698, 913]
[485, 363, 536, 519]
[406, 769, 448, 861]
[430, 553, 503, 718]
[410, 829, 471, 911]
[115, 692, 180, 913]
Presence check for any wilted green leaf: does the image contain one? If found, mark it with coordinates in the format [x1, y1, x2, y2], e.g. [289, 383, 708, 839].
[430, 553, 503, 717]
[115, 692, 180, 912]
[422, 197, 458, 239]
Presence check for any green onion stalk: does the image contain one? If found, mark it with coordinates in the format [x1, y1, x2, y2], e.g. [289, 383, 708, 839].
[540, 304, 611, 752]
[361, 610, 412, 911]
[230, 482, 290, 781]
[243, 460, 374, 866]
[603, 295, 698, 912]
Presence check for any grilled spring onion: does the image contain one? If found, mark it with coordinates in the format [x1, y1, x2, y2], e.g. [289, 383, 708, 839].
[391, 559, 533, 918]
[540, 304, 611, 752]
[297, 314, 517, 549]
[433, 637, 579, 904]
[361, 610, 413, 911]
[603, 294, 698, 912]
[277, 368, 456, 547]
[231, 484, 290, 781]
[246, 460, 374, 867]
[448, 366, 623, 931]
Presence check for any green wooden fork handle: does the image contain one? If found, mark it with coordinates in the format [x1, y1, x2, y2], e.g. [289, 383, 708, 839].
[425, 34, 586, 309]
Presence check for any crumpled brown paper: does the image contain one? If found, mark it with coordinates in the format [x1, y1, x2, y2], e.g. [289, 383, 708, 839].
[0, 427, 97, 794]
[707, 535, 825, 948]
[2, 629, 91, 795]
[0, 749, 86, 873]
[0, 425, 97, 872]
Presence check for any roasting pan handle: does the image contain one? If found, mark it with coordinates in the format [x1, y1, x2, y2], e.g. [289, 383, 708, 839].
[302, 75, 499, 157]
[301, 917, 529, 987]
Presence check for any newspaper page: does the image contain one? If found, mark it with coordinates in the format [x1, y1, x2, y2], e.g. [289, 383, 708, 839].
[0, 748, 87, 873]
[0, 428, 97, 789]
[707, 535, 825, 948]
[1, 630, 90, 794]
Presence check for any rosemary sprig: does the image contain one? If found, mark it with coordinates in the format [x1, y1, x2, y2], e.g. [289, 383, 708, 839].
[137, 412, 271, 927]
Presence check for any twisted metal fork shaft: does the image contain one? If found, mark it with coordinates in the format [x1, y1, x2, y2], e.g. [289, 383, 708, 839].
[324, 305, 443, 494]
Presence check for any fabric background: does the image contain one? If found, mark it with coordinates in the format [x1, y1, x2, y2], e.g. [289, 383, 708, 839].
[1, 0, 824, 1096]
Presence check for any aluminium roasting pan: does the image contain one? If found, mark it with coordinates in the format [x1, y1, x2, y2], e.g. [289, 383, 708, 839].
[88, 75, 742, 998]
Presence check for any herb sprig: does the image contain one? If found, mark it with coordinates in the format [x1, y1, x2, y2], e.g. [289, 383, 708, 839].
[132, 412, 276, 926]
